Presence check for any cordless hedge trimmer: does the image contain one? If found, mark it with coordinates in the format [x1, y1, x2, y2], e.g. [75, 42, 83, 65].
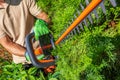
[25, 19, 56, 73]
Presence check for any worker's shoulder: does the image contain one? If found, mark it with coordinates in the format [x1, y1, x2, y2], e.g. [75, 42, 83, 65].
[21, 0, 35, 7]
[22, 0, 35, 4]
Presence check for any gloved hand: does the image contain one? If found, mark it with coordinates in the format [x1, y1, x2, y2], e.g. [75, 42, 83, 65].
[34, 19, 49, 40]
[25, 51, 45, 61]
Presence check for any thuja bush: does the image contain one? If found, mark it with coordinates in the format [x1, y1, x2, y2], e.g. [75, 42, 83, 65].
[0, 61, 46, 80]
[52, 21, 120, 80]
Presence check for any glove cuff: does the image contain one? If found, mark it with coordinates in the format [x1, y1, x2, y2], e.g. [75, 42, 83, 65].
[25, 51, 30, 61]
[25, 51, 45, 61]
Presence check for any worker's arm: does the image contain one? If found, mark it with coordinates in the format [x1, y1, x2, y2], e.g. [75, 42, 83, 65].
[36, 11, 50, 24]
[0, 35, 26, 56]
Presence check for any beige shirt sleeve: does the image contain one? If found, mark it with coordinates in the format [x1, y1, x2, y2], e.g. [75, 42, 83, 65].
[0, 27, 6, 39]
[27, 0, 42, 16]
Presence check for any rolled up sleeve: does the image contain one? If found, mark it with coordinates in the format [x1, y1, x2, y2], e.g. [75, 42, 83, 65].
[0, 28, 6, 39]
[27, 0, 42, 16]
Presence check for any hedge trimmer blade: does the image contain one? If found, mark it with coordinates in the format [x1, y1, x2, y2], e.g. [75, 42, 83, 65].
[56, 0, 117, 44]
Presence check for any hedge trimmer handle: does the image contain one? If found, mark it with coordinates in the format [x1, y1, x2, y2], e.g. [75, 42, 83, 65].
[25, 32, 55, 68]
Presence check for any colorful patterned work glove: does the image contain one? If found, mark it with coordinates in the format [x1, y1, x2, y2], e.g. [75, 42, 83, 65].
[34, 19, 49, 40]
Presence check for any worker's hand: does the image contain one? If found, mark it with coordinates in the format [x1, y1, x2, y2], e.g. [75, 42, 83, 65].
[25, 51, 45, 61]
[34, 19, 49, 40]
